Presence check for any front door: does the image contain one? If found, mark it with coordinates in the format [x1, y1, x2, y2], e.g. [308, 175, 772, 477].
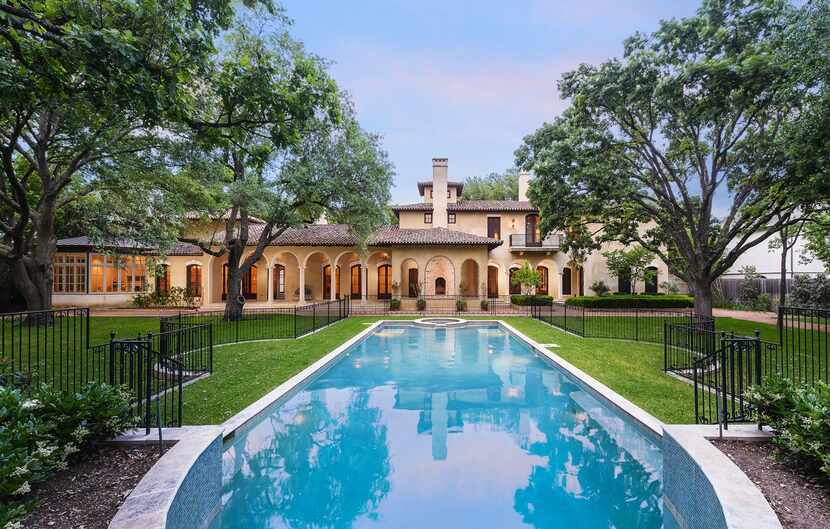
[487, 266, 499, 298]
[408, 268, 419, 297]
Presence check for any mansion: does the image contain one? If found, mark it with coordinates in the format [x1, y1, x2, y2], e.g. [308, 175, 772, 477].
[52, 158, 683, 308]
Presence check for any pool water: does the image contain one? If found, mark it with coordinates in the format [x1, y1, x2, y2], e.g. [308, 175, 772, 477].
[211, 323, 663, 529]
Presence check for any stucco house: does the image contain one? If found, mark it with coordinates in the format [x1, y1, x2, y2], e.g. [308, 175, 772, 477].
[52, 158, 683, 308]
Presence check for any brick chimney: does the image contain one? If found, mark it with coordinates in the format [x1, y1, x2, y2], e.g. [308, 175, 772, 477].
[432, 158, 448, 228]
[518, 171, 531, 202]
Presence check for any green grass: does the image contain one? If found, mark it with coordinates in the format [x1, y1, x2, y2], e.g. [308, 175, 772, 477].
[181, 315, 698, 425]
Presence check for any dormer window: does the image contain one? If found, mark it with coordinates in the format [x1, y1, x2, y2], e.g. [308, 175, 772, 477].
[424, 212, 433, 224]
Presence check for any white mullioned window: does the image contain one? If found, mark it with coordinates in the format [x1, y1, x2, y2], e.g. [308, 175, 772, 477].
[89, 254, 147, 293]
[53, 254, 87, 293]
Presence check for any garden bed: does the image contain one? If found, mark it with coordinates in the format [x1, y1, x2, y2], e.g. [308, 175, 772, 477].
[712, 440, 830, 529]
[22, 444, 172, 529]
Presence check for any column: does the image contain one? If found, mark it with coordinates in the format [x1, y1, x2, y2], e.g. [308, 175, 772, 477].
[298, 266, 306, 304]
[330, 263, 337, 301]
[266, 260, 274, 304]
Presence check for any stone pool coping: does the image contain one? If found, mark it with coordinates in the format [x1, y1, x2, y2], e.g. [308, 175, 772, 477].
[109, 426, 222, 529]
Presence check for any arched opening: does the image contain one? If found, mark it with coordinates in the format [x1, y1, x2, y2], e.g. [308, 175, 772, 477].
[537, 266, 549, 295]
[303, 251, 332, 302]
[509, 267, 521, 295]
[186, 264, 202, 297]
[459, 259, 479, 297]
[562, 267, 572, 296]
[525, 214, 541, 245]
[350, 264, 362, 300]
[155, 264, 170, 294]
[487, 265, 499, 298]
[223, 263, 257, 300]
[645, 266, 658, 294]
[424, 256, 455, 296]
[377, 264, 392, 299]
[273, 264, 286, 299]
[401, 258, 419, 298]
[617, 270, 631, 294]
[435, 277, 446, 296]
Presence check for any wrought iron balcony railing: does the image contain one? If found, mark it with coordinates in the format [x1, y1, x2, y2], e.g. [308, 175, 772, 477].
[509, 233, 563, 250]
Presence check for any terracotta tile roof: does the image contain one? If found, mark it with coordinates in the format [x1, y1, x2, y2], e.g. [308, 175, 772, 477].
[417, 181, 465, 196]
[169, 242, 204, 256]
[184, 210, 266, 223]
[368, 227, 502, 249]
[56, 236, 153, 251]
[391, 200, 537, 213]
[272, 224, 357, 246]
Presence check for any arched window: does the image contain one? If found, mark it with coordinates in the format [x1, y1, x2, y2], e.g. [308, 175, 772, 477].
[525, 214, 541, 245]
[435, 277, 446, 296]
[186, 264, 202, 297]
[377, 264, 392, 299]
[155, 264, 170, 294]
[273, 264, 286, 299]
[562, 267, 572, 296]
[645, 266, 658, 294]
[537, 266, 549, 295]
[350, 264, 362, 300]
[617, 271, 631, 294]
[509, 267, 521, 295]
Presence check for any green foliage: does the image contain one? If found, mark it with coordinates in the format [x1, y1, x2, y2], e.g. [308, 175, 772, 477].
[601, 247, 655, 294]
[511, 295, 553, 306]
[747, 377, 830, 480]
[565, 295, 694, 309]
[132, 287, 197, 308]
[388, 298, 401, 311]
[589, 280, 611, 297]
[455, 299, 467, 312]
[510, 261, 542, 295]
[660, 281, 680, 295]
[460, 169, 518, 200]
[416, 299, 426, 311]
[0, 383, 136, 526]
[802, 214, 830, 272]
[516, 0, 830, 315]
[789, 273, 830, 308]
[480, 299, 490, 311]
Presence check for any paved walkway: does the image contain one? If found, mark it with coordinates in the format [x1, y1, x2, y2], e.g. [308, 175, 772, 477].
[712, 308, 778, 326]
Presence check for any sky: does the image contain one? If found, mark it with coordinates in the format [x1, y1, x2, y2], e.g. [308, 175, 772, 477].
[280, 0, 702, 204]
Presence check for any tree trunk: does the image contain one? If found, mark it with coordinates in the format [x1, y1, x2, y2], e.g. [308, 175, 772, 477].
[691, 278, 714, 318]
[778, 228, 788, 326]
[223, 272, 244, 321]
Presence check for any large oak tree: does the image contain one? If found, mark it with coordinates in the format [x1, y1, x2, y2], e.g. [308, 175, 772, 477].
[517, 0, 830, 316]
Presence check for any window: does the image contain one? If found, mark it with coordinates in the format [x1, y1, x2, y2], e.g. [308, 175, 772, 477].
[424, 212, 433, 224]
[186, 264, 202, 296]
[447, 190, 451, 198]
[487, 265, 499, 298]
[377, 264, 392, 299]
[487, 217, 501, 240]
[617, 271, 631, 294]
[53, 254, 87, 293]
[537, 266, 549, 295]
[562, 267, 572, 295]
[645, 266, 658, 294]
[323, 265, 332, 300]
[89, 254, 146, 293]
[448, 213, 456, 224]
[350, 264, 362, 299]
[509, 267, 521, 295]
[155, 264, 170, 294]
[525, 214, 541, 245]
[273, 264, 286, 299]
[434, 277, 446, 295]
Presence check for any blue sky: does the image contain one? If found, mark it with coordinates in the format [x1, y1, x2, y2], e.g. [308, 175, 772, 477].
[281, 1, 701, 203]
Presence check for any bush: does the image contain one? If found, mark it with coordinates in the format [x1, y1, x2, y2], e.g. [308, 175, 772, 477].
[790, 273, 830, 309]
[0, 383, 136, 526]
[416, 298, 426, 311]
[455, 299, 467, 312]
[389, 298, 401, 311]
[133, 286, 197, 308]
[565, 294, 694, 308]
[590, 280, 610, 297]
[511, 295, 553, 306]
[660, 281, 680, 294]
[480, 299, 490, 311]
[747, 377, 830, 480]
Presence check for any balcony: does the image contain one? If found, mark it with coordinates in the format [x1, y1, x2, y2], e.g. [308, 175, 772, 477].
[509, 233, 563, 251]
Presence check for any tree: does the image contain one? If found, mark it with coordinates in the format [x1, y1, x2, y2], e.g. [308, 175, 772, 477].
[0, 0, 249, 311]
[517, 0, 830, 316]
[601, 247, 655, 294]
[460, 169, 518, 200]
[801, 213, 830, 272]
[511, 261, 541, 295]
[179, 22, 392, 319]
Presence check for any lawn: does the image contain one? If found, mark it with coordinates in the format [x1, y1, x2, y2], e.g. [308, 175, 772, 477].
[180, 315, 698, 425]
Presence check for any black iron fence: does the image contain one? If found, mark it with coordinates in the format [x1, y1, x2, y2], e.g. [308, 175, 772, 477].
[779, 306, 829, 385]
[530, 302, 711, 344]
[159, 297, 350, 346]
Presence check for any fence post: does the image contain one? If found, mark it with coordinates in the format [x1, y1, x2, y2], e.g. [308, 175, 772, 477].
[753, 330, 762, 387]
[720, 332, 729, 430]
[108, 331, 116, 386]
[145, 333, 153, 435]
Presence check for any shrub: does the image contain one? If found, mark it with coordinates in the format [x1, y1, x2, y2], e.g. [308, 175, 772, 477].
[0, 383, 136, 526]
[590, 280, 610, 297]
[747, 377, 830, 480]
[480, 299, 490, 311]
[565, 294, 694, 309]
[455, 299, 467, 312]
[790, 273, 830, 308]
[132, 287, 197, 308]
[416, 298, 426, 311]
[389, 298, 401, 311]
[660, 281, 680, 294]
[511, 295, 553, 306]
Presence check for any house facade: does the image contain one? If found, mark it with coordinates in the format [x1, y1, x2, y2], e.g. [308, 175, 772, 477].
[52, 158, 683, 308]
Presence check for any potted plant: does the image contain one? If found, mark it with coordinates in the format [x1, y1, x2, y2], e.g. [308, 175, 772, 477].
[456, 299, 467, 312]
[389, 298, 401, 311]
[416, 298, 427, 311]
[480, 299, 490, 311]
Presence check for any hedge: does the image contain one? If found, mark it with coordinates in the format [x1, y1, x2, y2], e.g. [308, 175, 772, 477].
[565, 294, 694, 309]
[511, 295, 554, 306]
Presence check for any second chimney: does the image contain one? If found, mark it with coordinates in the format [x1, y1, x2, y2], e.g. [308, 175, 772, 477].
[432, 158, 448, 228]
[518, 171, 531, 202]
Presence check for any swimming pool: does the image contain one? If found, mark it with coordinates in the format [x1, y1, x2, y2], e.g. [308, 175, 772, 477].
[210, 322, 663, 529]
